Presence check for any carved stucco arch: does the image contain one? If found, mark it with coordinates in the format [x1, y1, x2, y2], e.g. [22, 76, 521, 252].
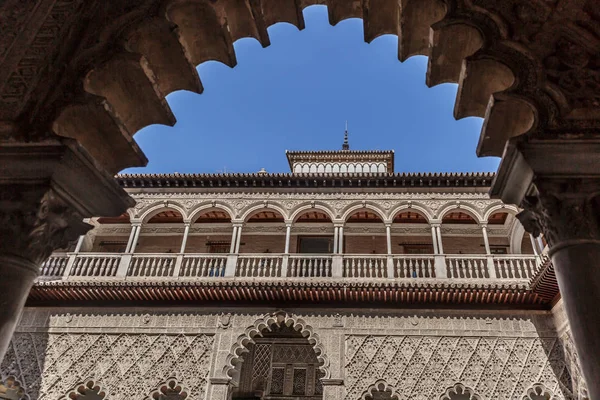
[387, 202, 435, 224]
[436, 202, 485, 224]
[145, 377, 189, 400]
[239, 202, 289, 222]
[59, 379, 108, 400]
[360, 380, 400, 400]
[522, 383, 557, 400]
[136, 201, 188, 223]
[341, 202, 387, 224]
[440, 383, 482, 400]
[223, 312, 330, 380]
[187, 201, 235, 223]
[0, 375, 29, 400]
[289, 202, 336, 223]
[483, 203, 520, 221]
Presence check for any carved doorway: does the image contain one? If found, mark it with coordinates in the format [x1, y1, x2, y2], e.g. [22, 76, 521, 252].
[232, 324, 324, 400]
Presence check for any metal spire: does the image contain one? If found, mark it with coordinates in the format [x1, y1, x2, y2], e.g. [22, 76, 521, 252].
[342, 121, 349, 150]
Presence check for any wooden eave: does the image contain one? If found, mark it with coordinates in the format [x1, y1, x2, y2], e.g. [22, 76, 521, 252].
[28, 279, 548, 308]
[116, 172, 495, 189]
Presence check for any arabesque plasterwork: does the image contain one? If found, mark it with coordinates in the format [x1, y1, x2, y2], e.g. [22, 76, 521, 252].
[0, 308, 588, 400]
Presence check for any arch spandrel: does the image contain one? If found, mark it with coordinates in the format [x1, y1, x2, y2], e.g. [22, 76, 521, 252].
[483, 203, 520, 222]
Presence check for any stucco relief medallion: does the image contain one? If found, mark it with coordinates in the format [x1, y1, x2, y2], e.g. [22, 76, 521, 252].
[219, 313, 232, 329]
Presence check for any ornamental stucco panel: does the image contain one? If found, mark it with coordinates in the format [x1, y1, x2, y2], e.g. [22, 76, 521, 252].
[1, 333, 214, 400]
[0, 308, 587, 400]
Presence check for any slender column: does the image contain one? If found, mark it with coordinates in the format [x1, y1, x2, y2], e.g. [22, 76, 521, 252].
[481, 224, 491, 255]
[529, 234, 539, 256]
[430, 225, 439, 254]
[435, 225, 444, 254]
[516, 178, 600, 398]
[125, 224, 137, 253]
[338, 226, 344, 254]
[536, 236, 545, 252]
[385, 223, 392, 255]
[73, 235, 85, 253]
[284, 223, 292, 253]
[129, 223, 142, 253]
[333, 226, 339, 254]
[234, 224, 243, 253]
[229, 226, 238, 254]
[180, 222, 191, 253]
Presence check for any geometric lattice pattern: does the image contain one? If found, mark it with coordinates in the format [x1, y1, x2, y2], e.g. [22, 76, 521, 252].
[345, 335, 577, 400]
[251, 344, 271, 392]
[0, 333, 213, 400]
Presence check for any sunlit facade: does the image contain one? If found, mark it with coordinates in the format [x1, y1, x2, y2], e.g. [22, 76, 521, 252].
[1, 141, 584, 400]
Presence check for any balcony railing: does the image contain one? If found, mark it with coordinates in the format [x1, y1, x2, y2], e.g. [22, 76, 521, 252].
[38, 252, 541, 284]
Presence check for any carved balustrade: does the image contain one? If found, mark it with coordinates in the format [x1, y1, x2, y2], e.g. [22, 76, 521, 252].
[39, 252, 540, 284]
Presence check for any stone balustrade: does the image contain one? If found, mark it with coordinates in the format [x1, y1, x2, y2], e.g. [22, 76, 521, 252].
[38, 252, 541, 283]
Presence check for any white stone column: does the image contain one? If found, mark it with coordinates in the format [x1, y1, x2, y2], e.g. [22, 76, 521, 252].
[333, 226, 339, 254]
[128, 223, 142, 253]
[125, 223, 138, 253]
[385, 223, 392, 255]
[338, 226, 344, 254]
[229, 226, 238, 254]
[529, 234, 539, 256]
[180, 222, 191, 253]
[430, 225, 439, 254]
[481, 223, 491, 255]
[435, 225, 444, 254]
[234, 223, 243, 253]
[284, 222, 292, 253]
[73, 235, 85, 253]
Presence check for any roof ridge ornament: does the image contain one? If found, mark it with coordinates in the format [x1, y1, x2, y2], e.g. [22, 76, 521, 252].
[342, 121, 349, 150]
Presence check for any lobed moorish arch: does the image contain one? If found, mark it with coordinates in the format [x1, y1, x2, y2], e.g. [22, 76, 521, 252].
[223, 312, 330, 380]
[360, 380, 400, 400]
[46, 0, 565, 180]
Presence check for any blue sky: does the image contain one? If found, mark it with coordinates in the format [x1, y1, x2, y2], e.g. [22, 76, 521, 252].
[126, 5, 500, 175]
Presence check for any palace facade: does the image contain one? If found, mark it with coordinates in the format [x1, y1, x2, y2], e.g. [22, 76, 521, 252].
[0, 143, 586, 400]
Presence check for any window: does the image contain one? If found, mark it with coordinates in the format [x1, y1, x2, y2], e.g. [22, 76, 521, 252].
[298, 237, 333, 253]
[490, 246, 508, 254]
[207, 241, 231, 253]
[402, 244, 434, 254]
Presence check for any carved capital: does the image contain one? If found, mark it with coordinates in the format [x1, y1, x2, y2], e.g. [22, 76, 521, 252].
[0, 185, 91, 265]
[517, 178, 600, 249]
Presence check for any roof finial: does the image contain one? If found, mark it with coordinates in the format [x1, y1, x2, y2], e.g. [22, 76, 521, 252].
[342, 121, 349, 150]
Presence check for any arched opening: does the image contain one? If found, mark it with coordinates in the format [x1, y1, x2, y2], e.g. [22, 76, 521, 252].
[230, 314, 326, 400]
[241, 209, 286, 254]
[440, 210, 483, 255]
[89, 212, 132, 253]
[185, 208, 233, 254]
[135, 209, 185, 253]
[294, 210, 334, 254]
[345, 209, 386, 254]
[391, 210, 432, 255]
